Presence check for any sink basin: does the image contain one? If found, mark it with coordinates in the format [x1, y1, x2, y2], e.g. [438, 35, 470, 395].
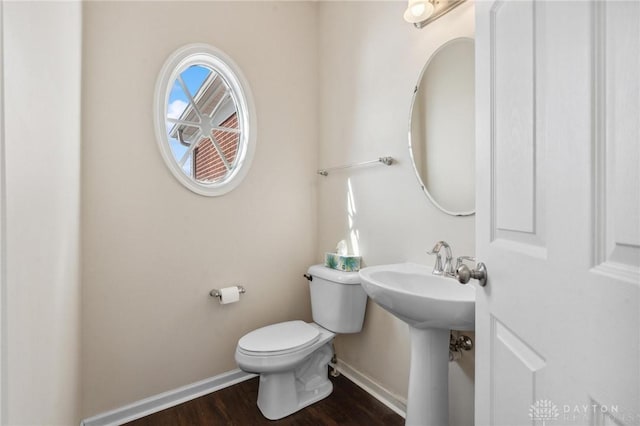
[359, 263, 476, 426]
[359, 262, 475, 330]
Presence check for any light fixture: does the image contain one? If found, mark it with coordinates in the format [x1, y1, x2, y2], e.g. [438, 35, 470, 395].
[404, 0, 435, 24]
[404, 0, 468, 29]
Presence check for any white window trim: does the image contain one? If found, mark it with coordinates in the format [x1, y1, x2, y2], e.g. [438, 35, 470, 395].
[154, 43, 256, 196]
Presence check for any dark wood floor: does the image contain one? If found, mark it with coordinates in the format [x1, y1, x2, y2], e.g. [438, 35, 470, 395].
[125, 374, 404, 425]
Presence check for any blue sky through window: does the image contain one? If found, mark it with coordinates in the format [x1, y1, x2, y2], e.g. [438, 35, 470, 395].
[171, 65, 212, 104]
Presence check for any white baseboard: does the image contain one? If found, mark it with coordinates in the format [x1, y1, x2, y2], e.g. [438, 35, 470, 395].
[335, 359, 407, 419]
[80, 369, 256, 426]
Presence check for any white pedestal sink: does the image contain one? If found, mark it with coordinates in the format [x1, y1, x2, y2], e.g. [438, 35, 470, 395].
[359, 263, 475, 426]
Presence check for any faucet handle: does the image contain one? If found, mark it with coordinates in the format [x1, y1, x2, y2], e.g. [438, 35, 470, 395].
[455, 256, 476, 270]
[427, 250, 444, 275]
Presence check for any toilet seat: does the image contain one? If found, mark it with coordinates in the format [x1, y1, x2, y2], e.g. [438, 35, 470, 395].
[237, 320, 321, 356]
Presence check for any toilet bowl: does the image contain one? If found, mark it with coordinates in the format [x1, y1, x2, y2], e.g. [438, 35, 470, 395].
[235, 321, 335, 420]
[234, 265, 367, 420]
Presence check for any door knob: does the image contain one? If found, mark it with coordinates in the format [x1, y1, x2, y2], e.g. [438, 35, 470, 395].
[456, 262, 487, 287]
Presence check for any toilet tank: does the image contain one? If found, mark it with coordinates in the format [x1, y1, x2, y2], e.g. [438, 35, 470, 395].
[306, 264, 367, 333]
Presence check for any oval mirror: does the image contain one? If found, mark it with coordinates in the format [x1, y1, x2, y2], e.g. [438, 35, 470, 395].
[409, 38, 475, 216]
[154, 44, 256, 196]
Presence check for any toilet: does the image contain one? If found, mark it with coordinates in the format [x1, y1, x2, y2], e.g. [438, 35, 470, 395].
[235, 264, 367, 420]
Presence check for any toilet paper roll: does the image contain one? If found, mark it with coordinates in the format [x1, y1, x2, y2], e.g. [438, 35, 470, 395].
[219, 286, 240, 305]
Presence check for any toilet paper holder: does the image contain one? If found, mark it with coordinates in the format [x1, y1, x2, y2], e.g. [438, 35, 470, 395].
[209, 285, 246, 299]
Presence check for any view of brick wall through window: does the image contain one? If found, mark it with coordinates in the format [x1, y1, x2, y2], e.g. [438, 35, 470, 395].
[194, 113, 239, 181]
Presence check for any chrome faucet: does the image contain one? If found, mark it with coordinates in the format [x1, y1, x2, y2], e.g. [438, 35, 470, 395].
[427, 241, 455, 277]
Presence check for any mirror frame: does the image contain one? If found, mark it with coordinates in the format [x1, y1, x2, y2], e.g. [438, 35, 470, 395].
[408, 37, 475, 217]
[154, 43, 256, 196]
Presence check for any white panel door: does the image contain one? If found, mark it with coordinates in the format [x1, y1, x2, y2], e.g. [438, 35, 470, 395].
[476, 1, 639, 425]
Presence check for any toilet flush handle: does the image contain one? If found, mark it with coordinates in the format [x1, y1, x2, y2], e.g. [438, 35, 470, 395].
[303, 274, 313, 281]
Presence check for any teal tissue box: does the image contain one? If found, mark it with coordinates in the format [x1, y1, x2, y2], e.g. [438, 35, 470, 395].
[324, 253, 362, 272]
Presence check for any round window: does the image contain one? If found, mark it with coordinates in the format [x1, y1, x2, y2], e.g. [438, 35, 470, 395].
[154, 44, 256, 196]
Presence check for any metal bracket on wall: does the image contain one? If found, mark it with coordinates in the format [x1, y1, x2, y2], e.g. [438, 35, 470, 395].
[317, 156, 394, 177]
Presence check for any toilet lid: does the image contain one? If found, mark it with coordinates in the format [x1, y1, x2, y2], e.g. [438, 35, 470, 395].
[238, 320, 320, 354]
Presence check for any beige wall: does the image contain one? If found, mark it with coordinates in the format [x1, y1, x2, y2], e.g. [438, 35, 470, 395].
[3, 1, 82, 424]
[316, 2, 475, 425]
[81, 1, 318, 417]
[1, 1, 477, 421]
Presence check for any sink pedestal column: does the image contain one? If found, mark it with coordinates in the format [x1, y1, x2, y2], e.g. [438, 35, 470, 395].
[405, 327, 449, 426]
